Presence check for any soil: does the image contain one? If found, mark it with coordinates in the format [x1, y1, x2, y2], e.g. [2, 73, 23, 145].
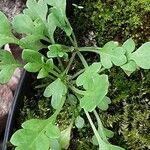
[0, 0, 25, 21]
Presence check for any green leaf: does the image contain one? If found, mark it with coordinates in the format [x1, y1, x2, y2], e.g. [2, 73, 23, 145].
[77, 73, 109, 112]
[76, 63, 109, 111]
[47, 44, 68, 58]
[46, 0, 66, 11]
[67, 94, 77, 106]
[46, 0, 72, 36]
[33, 18, 46, 35]
[10, 118, 61, 150]
[0, 50, 20, 83]
[131, 42, 150, 69]
[121, 60, 137, 76]
[103, 128, 114, 139]
[0, 12, 18, 47]
[47, 13, 57, 43]
[22, 49, 53, 78]
[92, 133, 124, 150]
[0, 11, 12, 35]
[49, 139, 61, 150]
[50, 8, 72, 36]
[123, 38, 135, 54]
[76, 62, 101, 89]
[20, 34, 45, 51]
[0, 34, 18, 47]
[75, 116, 85, 129]
[26, 0, 48, 22]
[92, 127, 114, 146]
[98, 96, 111, 111]
[120, 39, 137, 75]
[12, 14, 34, 34]
[60, 123, 72, 149]
[36, 0, 48, 21]
[100, 41, 127, 68]
[44, 78, 67, 109]
[37, 68, 49, 79]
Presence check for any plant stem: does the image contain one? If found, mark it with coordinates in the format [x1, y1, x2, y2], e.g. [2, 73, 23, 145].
[69, 36, 76, 47]
[70, 69, 85, 80]
[69, 85, 85, 95]
[53, 65, 61, 73]
[72, 32, 78, 47]
[77, 51, 88, 68]
[57, 58, 64, 71]
[84, 110, 102, 147]
[49, 70, 60, 78]
[35, 83, 49, 89]
[50, 96, 66, 122]
[62, 52, 76, 76]
[93, 110, 108, 143]
[79, 47, 101, 54]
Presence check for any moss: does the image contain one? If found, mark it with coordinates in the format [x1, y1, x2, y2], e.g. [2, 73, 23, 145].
[99, 69, 150, 149]
[73, 0, 150, 46]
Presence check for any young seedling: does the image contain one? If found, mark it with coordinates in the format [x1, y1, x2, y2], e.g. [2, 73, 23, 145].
[0, 0, 150, 149]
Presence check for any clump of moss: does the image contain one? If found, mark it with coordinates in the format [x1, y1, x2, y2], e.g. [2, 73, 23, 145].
[73, 0, 150, 46]
[100, 68, 150, 150]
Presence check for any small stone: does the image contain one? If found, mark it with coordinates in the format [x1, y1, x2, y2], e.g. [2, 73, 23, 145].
[0, 85, 13, 135]
[7, 68, 21, 91]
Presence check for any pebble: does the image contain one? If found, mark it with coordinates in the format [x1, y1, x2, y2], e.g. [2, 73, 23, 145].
[0, 85, 13, 135]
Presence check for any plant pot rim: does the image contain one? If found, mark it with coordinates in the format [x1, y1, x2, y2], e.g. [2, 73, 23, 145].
[1, 70, 29, 150]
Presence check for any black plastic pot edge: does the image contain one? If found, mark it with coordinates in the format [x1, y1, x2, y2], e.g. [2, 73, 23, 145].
[0, 1, 79, 150]
[1, 70, 30, 150]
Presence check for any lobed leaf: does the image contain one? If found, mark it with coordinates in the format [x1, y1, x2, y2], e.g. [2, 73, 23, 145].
[77, 69, 109, 112]
[76, 62, 101, 89]
[0, 50, 20, 83]
[12, 14, 34, 34]
[26, 0, 48, 22]
[46, 0, 72, 36]
[121, 38, 137, 75]
[0, 34, 18, 48]
[20, 34, 46, 51]
[98, 96, 111, 111]
[47, 44, 68, 58]
[10, 118, 61, 150]
[0, 12, 18, 47]
[59, 123, 72, 149]
[131, 42, 150, 69]
[75, 116, 85, 129]
[0, 11, 12, 35]
[44, 78, 67, 109]
[22, 49, 53, 78]
[122, 38, 135, 54]
[99, 41, 127, 68]
[92, 127, 124, 150]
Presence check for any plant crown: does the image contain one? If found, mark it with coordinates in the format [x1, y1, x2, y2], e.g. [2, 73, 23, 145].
[0, 0, 150, 149]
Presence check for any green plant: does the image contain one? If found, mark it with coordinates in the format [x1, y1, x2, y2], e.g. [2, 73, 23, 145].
[0, 0, 150, 149]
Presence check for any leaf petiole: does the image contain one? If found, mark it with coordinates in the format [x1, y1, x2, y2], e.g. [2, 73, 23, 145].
[84, 110, 102, 148]
[93, 110, 108, 143]
[69, 85, 85, 95]
[79, 47, 101, 54]
[77, 51, 88, 68]
[69, 68, 85, 80]
[62, 52, 76, 76]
